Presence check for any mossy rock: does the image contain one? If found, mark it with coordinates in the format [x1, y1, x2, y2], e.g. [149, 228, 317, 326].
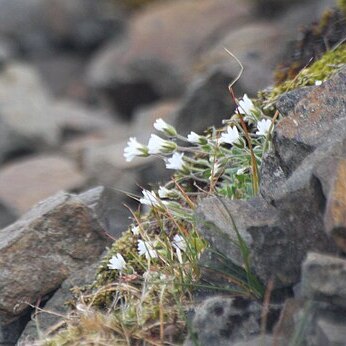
[274, 7, 346, 85]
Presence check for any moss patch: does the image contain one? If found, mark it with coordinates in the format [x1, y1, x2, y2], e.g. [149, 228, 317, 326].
[258, 43, 346, 112]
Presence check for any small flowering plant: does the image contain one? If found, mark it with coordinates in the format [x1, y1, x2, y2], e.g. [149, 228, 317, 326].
[124, 96, 276, 200]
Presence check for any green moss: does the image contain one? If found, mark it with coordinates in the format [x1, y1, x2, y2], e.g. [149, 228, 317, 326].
[259, 44, 346, 112]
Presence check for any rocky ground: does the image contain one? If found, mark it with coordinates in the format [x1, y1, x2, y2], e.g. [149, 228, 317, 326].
[0, 0, 344, 345]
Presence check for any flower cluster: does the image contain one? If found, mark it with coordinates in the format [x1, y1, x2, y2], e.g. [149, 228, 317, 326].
[107, 233, 188, 270]
[123, 94, 276, 200]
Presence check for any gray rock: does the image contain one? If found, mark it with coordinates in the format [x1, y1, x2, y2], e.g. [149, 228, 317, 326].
[0, 63, 60, 163]
[78, 186, 131, 237]
[316, 317, 346, 346]
[276, 86, 312, 117]
[0, 189, 111, 324]
[18, 262, 99, 344]
[184, 296, 261, 346]
[0, 200, 17, 230]
[274, 298, 346, 346]
[301, 253, 346, 308]
[175, 65, 244, 136]
[197, 192, 336, 288]
[196, 196, 276, 269]
[273, 67, 346, 175]
[260, 151, 287, 203]
[0, 315, 29, 346]
[232, 335, 276, 346]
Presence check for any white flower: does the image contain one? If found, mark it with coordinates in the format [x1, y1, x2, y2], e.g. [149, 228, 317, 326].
[139, 189, 160, 207]
[237, 94, 255, 115]
[158, 186, 170, 198]
[123, 137, 148, 162]
[172, 234, 187, 264]
[131, 225, 140, 235]
[236, 167, 247, 175]
[165, 152, 184, 170]
[153, 118, 177, 137]
[256, 119, 272, 136]
[220, 126, 241, 145]
[148, 134, 177, 154]
[138, 240, 158, 260]
[187, 131, 208, 145]
[172, 234, 187, 252]
[108, 254, 126, 271]
[315, 80, 322, 86]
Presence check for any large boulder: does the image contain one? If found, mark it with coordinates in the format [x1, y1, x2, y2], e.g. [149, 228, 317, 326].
[0, 186, 113, 328]
[273, 68, 346, 175]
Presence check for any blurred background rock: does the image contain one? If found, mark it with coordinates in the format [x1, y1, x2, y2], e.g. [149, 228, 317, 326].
[0, 0, 336, 235]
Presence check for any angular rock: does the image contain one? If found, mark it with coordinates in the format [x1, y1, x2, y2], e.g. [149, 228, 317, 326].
[273, 67, 346, 175]
[78, 186, 131, 237]
[0, 155, 87, 215]
[0, 188, 111, 324]
[301, 252, 346, 308]
[197, 192, 336, 288]
[196, 196, 276, 268]
[87, 0, 251, 117]
[184, 296, 261, 346]
[316, 317, 346, 346]
[260, 151, 286, 203]
[323, 159, 346, 252]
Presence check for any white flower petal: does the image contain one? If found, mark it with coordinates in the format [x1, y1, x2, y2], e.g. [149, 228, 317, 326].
[147, 134, 176, 154]
[172, 234, 187, 252]
[220, 126, 241, 145]
[139, 189, 160, 207]
[256, 119, 272, 136]
[131, 225, 140, 235]
[165, 152, 184, 170]
[138, 240, 158, 260]
[108, 253, 126, 271]
[158, 186, 170, 198]
[187, 131, 201, 143]
[153, 118, 177, 136]
[237, 94, 255, 115]
[124, 137, 147, 162]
